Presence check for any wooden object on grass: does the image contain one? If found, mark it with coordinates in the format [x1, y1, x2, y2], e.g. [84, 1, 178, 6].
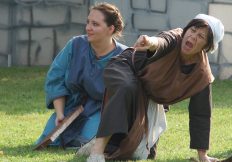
[34, 105, 84, 150]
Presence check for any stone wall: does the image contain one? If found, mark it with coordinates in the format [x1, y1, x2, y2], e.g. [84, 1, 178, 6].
[0, 0, 231, 79]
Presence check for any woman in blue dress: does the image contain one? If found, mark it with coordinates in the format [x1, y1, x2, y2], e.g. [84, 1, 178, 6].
[35, 2, 127, 148]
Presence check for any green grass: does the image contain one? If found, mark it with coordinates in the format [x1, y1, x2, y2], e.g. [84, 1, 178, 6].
[0, 67, 231, 162]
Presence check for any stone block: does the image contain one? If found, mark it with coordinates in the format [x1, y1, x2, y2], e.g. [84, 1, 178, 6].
[208, 48, 219, 64]
[0, 30, 8, 53]
[31, 28, 53, 65]
[17, 0, 41, 2]
[16, 28, 28, 41]
[150, 0, 167, 12]
[14, 28, 29, 65]
[209, 3, 232, 32]
[0, 4, 9, 26]
[219, 65, 232, 80]
[15, 6, 31, 25]
[220, 34, 232, 64]
[133, 13, 168, 30]
[15, 28, 54, 65]
[46, 0, 84, 4]
[33, 5, 67, 26]
[138, 30, 159, 37]
[121, 31, 138, 47]
[0, 55, 8, 67]
[131, 0, 149, 9]
[169, 0, 203, 28]
[14, 43, 29, 65]
[32, 38, 53, 65]
[213, 0, 232, 3]
[210, 64, 219, 78]
[56, 25, 85, 55]
[31, 28, 53, 40]
[70, 6, 88, 24]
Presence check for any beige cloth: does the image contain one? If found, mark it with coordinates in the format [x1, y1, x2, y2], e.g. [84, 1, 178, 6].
[132, 100, 167, 159]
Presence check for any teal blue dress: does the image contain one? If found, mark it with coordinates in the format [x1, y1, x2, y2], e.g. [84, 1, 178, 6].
[35, 35, 127, 147]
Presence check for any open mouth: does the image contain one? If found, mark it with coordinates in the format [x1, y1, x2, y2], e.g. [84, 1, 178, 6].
[185, 40, 193, 49]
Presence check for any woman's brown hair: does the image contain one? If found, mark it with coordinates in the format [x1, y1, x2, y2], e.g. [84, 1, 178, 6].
[91, 2, 124, 39]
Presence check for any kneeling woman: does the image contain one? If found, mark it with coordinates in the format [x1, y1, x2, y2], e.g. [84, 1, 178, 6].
[35, 2, 127, 148]
[85, 14, 224, 162]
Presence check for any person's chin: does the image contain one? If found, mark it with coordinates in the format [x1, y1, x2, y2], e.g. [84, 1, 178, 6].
[181, 49, 188, 55]
[181, 47, 193, 56]
[87, 37, 93, 42]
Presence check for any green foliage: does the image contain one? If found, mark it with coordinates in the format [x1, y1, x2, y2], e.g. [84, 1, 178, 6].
[0, 67, 231, 162]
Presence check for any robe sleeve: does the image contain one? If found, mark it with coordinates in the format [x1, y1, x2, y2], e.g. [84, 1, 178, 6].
[147, 28, 183, 61]
[45, 39, 73, 109]
[188, 84, 212, 150]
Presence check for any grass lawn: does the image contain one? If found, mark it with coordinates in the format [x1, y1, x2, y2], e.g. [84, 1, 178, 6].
[0, 67, 231, 162]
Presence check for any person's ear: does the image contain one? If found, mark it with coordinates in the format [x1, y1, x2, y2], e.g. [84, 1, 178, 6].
[108, 25, 115, 34]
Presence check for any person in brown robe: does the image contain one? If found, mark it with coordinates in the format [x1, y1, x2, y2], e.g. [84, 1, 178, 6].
[81, 14, 224, 162]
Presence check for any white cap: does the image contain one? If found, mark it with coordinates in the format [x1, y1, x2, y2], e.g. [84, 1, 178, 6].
[194, 14, 224, 53]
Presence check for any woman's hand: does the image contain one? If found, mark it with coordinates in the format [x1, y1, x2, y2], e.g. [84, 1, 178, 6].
[55, 113, 65, 126]
[133, 35, 158, 52]
[198, 149, 218, 162]
[53, 97, 66, 126]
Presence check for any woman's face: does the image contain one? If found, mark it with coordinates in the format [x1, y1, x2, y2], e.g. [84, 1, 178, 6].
[86, 9, 114, 43]
[181, 26, 208, 56]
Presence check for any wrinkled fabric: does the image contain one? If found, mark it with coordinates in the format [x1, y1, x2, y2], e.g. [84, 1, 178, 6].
[132, 101, 166, 160]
